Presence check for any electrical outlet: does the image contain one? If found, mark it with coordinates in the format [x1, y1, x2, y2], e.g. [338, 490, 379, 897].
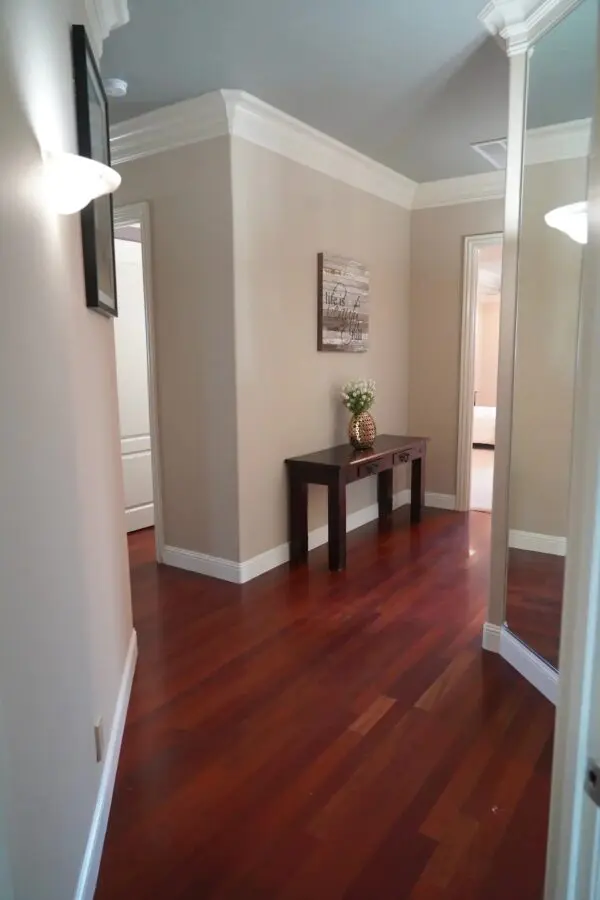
[94, 718, 104, 764]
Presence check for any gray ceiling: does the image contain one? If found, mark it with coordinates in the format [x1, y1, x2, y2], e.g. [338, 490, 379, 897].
[102, 0, 594, 183]
[527, 0, 597, 130]
[102, 0, 510, 182]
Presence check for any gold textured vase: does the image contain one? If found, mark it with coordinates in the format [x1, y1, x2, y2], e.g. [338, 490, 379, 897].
[349, 411, 376, 450]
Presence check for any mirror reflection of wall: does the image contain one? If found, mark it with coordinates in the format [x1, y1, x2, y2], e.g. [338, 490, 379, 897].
[505, 0, 597, 671]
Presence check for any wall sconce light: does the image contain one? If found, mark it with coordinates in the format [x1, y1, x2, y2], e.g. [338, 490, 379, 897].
[544, 201, 588, 245]
[44, 151, 121, 215]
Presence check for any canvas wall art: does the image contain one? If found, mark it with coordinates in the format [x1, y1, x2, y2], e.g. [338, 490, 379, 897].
[317, 253, 370, 352]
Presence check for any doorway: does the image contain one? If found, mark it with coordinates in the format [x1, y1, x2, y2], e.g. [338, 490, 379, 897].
[456, 233, 503, 513]
[113, 203, 163, 562]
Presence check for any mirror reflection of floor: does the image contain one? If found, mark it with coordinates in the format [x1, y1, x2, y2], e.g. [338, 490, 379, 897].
[506, 549, 565, 669]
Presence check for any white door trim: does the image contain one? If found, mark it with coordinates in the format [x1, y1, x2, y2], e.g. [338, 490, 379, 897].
[456, 232, 504, 512]
[113, 202, 165, 563]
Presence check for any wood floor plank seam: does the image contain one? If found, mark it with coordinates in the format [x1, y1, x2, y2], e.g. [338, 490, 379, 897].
[96, 513, 555, 900]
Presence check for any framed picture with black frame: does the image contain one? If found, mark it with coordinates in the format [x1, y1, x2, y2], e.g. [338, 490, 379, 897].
[71, 23, 118, 317]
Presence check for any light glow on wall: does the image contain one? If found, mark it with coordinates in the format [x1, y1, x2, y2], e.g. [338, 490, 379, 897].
[544, 201, 588, 245]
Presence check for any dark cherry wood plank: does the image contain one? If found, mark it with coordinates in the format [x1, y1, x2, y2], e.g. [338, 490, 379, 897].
[95, 510, 554, 900]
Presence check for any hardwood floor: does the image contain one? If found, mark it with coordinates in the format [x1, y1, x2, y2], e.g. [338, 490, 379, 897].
[506, 549, 564, 669]
[96, 509, 554, 900]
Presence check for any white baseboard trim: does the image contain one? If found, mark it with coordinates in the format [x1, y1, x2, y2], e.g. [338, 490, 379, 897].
[499, 626, 558, 705]
[508, 529, 566, 556]
[164, 490, 411, 585]
[425, 493, 456, 510]
[125, 503, 154, 533]
[162, 545, 242, 583]
[482, 622, 502, 652]
[74, 629, 138, 900]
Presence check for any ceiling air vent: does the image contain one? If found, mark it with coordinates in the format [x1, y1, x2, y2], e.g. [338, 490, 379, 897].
[471, 138, 507, 169]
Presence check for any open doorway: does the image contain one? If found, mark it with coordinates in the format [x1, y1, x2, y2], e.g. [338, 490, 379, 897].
[456, 233, 503, 513]
[113, 203, 163, 563]
[471, 243, 502, 511]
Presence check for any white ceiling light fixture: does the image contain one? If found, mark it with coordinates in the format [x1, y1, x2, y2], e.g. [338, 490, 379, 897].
[544, 201, 588, 245]
[44, 151, 121, 215]
[104, 78, 128, 98]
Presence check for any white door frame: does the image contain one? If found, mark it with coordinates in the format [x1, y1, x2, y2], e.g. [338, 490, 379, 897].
[113, 202, 165, 563]
[455, 232, 504, 512]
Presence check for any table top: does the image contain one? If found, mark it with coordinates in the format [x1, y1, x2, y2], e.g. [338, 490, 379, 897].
[285, 434, 428, 469]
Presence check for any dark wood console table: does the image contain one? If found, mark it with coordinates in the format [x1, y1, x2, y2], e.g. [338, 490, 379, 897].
[285, 434, 428, 572]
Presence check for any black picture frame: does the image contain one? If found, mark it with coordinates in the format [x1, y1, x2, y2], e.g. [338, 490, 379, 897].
[71, 24, 118, 317]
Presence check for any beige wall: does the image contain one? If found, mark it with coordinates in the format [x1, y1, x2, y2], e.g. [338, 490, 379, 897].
[0, 1, 133, 897]
[475, 294, 500, 407]
[509, 157, 587, 537]
[117, 138, 240, 560]
[409, 200, 505, 495]
[231, 137, 411, 561]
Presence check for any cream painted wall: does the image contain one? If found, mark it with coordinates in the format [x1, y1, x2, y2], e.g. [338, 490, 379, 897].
[0, 1, 133, 898]
[116, 138, 240, 560]
[475, 294, 500, 408]
[509, 157, 587, 537]
[231, 137, 411, 562]
[409, 200, 505, 496]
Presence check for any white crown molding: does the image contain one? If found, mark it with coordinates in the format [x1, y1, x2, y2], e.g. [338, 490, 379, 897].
[479, 0, 583, 55]
[222, 91, 418, 209]
[526, 118, 591, 164]
[413, 170, 506, 210]
[110, 93, 230, 166]
[81, 0, 130, 58]
[110, 88, 588, 211]
[110, 90, 418, 209]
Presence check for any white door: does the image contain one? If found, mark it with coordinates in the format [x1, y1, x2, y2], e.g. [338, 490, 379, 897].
[114, 236, 154, 532]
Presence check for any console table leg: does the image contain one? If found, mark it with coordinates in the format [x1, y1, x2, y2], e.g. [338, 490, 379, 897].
[378, 469, 394, 520]
[411, 457, 424, 524]
[328, 476, 347, 571]
[289, 476, 308, 565]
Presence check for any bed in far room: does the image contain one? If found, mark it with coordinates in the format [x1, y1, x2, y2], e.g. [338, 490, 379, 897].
[473, 405, 496, 447]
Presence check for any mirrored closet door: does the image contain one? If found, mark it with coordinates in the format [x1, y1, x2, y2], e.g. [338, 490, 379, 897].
[504, 0, 598, 669]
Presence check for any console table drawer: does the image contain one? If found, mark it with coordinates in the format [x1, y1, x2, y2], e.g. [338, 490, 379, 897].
[356, 455, 393, 479]
[393, 450, 412, 466]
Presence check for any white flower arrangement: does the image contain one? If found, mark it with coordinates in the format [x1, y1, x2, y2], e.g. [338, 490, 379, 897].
[341, 379, 376, 415]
